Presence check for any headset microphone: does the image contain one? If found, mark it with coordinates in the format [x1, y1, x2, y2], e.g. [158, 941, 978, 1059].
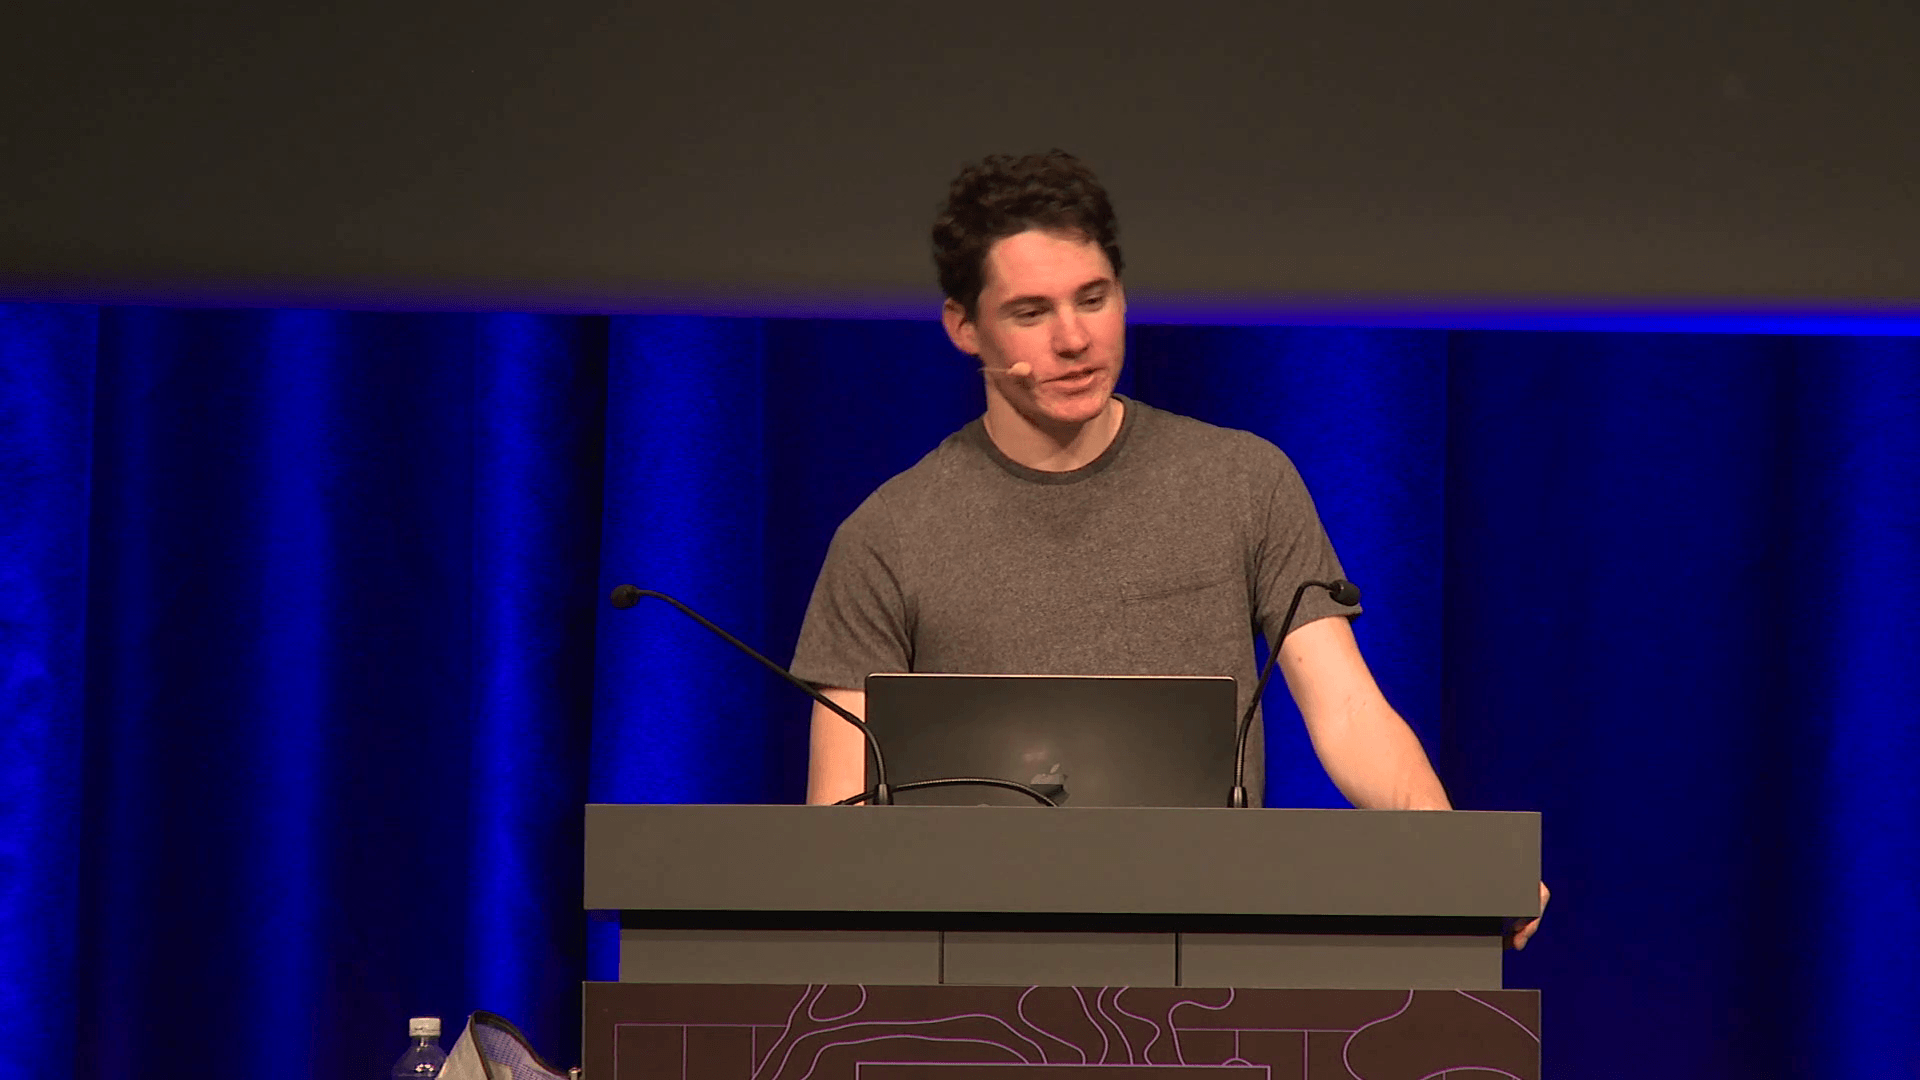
[982, 362, 1033, 378]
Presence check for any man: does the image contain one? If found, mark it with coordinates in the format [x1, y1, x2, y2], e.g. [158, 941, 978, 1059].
[790, 151, 1543, 946]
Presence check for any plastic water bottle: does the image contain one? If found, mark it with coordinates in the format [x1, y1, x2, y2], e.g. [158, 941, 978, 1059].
[391, 1017, 447, 1078]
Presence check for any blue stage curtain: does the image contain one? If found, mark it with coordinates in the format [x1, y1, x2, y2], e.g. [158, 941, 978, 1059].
[0, 304, 98, 1080]
[2, 302, 1916, 1079]
[3, 306, 606, 1076]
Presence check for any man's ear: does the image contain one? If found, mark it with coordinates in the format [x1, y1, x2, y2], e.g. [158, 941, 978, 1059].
[941, 298, 977, 355]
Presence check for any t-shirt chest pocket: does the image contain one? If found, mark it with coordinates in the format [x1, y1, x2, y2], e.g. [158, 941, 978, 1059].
[1114, 567, 1249, 672]
[1120, 568, 1238, 605]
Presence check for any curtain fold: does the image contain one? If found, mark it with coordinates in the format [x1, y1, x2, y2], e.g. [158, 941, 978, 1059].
[0, 303, 97, 1079]
[1783, 337, 1920, 1074]
[1, 301, 1916, 1079]
[591, 316, 774, 807]
[464, 313, 607, 1049]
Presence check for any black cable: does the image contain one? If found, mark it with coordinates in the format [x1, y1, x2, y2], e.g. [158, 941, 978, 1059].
[834, 777, 1058, 807]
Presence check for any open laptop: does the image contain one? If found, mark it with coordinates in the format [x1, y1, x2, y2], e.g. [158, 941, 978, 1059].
[861, 673, 1239, 808]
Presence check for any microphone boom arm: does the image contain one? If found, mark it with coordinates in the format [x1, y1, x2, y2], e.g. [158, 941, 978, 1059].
[1231, 578, 1361, 808]
[609, 584, 894, 804]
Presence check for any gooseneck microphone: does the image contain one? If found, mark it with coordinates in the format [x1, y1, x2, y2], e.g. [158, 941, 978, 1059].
[1230, 578, 1362, 808]
[608, 585, 1057, 808]
[608, 585, 896, 805]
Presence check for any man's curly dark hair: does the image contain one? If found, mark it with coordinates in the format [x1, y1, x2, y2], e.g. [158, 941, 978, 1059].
[932, 150, 1124, 319]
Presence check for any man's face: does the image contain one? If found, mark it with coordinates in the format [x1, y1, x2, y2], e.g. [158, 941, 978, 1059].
[944, 228, 1126, 429]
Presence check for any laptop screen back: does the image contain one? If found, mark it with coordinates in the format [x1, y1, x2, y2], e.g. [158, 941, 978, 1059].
[861, 673, 1238, 808]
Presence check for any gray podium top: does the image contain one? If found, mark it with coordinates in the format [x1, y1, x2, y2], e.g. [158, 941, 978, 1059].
[585, 804, 1539, 920]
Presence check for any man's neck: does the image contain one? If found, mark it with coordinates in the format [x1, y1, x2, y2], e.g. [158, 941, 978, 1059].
[981, 395, 1126, 472]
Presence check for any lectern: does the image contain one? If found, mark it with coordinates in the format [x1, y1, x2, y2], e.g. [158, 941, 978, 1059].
[583, 805, 1541, 1079]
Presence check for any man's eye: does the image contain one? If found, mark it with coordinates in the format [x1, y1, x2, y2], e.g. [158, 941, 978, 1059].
[1079, 293, 1106, 310]
[1015, 309, 1046, 322]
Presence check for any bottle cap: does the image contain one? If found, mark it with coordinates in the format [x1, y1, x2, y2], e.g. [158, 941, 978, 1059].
[409, 1017, 442, 1038]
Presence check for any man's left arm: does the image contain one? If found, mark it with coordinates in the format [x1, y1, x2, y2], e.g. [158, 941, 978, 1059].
[1278, 615, 1549, 948]
[1277, 615, 1451, 812]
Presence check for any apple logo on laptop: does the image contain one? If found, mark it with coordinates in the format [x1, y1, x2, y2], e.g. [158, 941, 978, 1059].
[1029, 762, 1068, 804]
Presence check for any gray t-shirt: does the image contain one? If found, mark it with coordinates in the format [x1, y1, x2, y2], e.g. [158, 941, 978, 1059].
[791, 397, 1356, 799]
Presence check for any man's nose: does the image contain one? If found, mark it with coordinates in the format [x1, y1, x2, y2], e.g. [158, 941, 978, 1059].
[1053, 309, 1091, 357]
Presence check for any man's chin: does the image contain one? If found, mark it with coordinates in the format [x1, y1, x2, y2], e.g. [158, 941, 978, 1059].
[1032, 387, 1115, 428]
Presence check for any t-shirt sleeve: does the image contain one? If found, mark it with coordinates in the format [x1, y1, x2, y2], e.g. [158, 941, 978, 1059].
[1251, 445, 1360, 643]
[790, 493, 914, 690]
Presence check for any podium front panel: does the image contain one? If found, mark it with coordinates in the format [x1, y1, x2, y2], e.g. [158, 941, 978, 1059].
[620, 928, 940, 985]
[1179, 931, 1503, 989]
[614, 919, 1508, 989]
[582, 982, 1542, 1080]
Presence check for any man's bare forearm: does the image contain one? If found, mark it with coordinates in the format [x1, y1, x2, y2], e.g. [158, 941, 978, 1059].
[1279, 617, 1451, 811]
[806, 688, 868, 804]
[1308, 697, 1452, 811]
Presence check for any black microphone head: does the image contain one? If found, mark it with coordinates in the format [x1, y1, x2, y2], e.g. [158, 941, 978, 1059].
[609, 584, 643, 609]
[1329, 579, 1361, 606]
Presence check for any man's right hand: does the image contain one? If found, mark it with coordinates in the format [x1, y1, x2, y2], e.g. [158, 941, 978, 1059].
[1505, 881, 1551, 950]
